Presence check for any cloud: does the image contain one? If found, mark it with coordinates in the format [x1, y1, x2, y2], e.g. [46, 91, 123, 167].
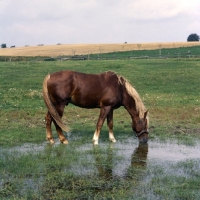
[0, 0, 200, 46]
[118, 0, 197, 21]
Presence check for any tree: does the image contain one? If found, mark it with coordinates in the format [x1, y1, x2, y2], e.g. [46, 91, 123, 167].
[1, 43, 6, 48]
[187, 33, 199, 42]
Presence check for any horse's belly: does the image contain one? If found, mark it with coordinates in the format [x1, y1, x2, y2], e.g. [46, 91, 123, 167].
[70, 95, 100, 108]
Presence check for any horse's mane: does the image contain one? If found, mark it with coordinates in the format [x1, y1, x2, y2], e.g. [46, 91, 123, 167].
[124, 80, 147, 118]
[115, 73, 147, 119]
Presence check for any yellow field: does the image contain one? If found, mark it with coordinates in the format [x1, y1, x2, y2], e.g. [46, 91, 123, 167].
[0, 42, 200, 57]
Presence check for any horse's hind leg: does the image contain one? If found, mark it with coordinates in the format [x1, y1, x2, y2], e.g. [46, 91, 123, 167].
[53, 121, 68, 144]
[107, 109, 116, 143]
[45, 111, 55, 144]
[53, 104, 68, 144]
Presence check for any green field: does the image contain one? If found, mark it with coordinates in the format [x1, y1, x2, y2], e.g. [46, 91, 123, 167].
[0, 59, 200, 145]
[0, 58, 200, 199]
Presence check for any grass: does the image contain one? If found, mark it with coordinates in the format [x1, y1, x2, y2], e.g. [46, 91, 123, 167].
[142, 159, 200, 199]
[0, 60, 200, 145]
[0, 59, 200, 145]
[0, 58, 200, 199]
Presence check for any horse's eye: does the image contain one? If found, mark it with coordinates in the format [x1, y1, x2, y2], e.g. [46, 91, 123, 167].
[138, 119, 143, 124]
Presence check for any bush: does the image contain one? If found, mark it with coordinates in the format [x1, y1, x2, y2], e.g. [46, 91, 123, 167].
[1, 43, 6, 48]
[187, 33, 199, 42]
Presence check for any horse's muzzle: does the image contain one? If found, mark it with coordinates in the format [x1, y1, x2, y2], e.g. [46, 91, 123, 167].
[139, 137, 148, 143]
[134, 130, 149, 143]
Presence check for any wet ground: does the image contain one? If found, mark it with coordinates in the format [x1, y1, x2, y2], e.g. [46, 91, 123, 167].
[76, 137, 200, 177]
[5, 137, 200, 159]
[1, 137, 200, 199]
[3, 137, 200, 177]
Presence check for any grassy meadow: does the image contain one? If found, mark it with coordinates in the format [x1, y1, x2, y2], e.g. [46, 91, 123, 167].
[0, 57, 200, 199]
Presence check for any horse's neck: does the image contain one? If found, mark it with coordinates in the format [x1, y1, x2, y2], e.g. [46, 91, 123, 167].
[123, 89, 138, 118]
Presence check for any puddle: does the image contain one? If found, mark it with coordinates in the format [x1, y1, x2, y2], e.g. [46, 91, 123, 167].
[2, 138, 200, 162]
[7, 143, 46, 153]
[115, 138, 200, 162]
[1, 138, 200, 198]
[75, 137, 200, 178]
[2, 138, 200, 179]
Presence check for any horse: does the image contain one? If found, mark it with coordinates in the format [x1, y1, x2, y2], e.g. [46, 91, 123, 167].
[42, 70, 149, 145]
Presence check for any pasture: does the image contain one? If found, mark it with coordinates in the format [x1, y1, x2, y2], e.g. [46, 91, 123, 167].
[0, 58, 200, 199]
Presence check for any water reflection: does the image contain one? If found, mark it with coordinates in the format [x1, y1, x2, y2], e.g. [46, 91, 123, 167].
[125, 143, 148, 179]
[92, 143, 149, 181]
[131, 143, 148, 168]
[2, 140, 200, 199]
[93, 146, 113, 181]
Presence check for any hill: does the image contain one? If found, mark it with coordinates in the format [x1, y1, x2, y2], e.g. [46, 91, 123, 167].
[0, 42, 200, 57]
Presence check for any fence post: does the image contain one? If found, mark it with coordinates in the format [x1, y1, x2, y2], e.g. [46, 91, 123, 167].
[158, 44, 162, 57]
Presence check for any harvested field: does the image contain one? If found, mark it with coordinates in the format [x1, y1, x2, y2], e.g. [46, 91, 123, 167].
[0, 42, 200, 57]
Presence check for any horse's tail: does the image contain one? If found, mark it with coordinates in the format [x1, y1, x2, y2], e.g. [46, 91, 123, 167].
[42, 74, 70, 132]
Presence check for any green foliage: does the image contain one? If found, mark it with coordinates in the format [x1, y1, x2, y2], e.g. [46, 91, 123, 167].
[187, 33, 200, 42]
[1, 43, 6, 48]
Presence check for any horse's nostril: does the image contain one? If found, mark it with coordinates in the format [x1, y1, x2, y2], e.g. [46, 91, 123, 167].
[140, 138, 148, 143]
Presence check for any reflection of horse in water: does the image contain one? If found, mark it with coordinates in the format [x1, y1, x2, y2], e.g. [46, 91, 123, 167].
[131, 143, 148, 167]
[41, 143, 148, 198]
[126, 143, 148, 179]
[93, 147, 113, 181]
[93, 143, 148, 181]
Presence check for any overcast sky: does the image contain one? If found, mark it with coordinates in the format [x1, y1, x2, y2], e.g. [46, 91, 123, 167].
[0, 0, 200, 47]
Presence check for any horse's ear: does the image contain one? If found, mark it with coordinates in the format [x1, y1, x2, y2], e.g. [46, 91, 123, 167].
[144, 110, 148, 119]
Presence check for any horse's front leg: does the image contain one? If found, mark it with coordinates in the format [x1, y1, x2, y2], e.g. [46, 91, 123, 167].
[93, 106, 111, 145]
[107, 109, 116, 143]
[45, 111, 55, 144]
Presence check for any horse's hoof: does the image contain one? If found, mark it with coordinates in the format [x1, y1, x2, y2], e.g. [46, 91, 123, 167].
[61, 140, 69, 144]
[93, 140, 98, 145]
[47, 138, 55, 144]
[109, 138, 116, 143]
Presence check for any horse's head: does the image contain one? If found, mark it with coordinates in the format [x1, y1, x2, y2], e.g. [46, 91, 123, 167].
[132, 111, 149, 143]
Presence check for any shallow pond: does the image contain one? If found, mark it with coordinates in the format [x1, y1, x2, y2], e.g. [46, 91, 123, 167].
[75, 137, 200, 177]
[3, 137, 200, 175]
[1, 137, 200, 199]
[5, 137, 200, 160]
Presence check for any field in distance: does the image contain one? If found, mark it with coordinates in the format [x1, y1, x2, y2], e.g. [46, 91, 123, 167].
[0, 42, 200, 57]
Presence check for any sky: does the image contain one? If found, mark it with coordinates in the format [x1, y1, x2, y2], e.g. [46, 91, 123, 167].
[0, 0, 200, 47]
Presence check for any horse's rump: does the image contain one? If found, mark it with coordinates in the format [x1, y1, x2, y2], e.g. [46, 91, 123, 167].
[42, 74, 70, 132]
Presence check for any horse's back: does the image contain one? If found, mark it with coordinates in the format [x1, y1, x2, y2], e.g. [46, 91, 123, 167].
[49, 70, 120, 90]
[48, 70, 123, 108]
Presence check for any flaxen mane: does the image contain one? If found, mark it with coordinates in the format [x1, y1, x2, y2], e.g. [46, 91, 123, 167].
[124, 80, 146, 118]
[115, 73, 147, 119]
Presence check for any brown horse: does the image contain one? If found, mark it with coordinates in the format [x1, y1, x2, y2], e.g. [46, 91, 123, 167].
[42, 70, 149, 145]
